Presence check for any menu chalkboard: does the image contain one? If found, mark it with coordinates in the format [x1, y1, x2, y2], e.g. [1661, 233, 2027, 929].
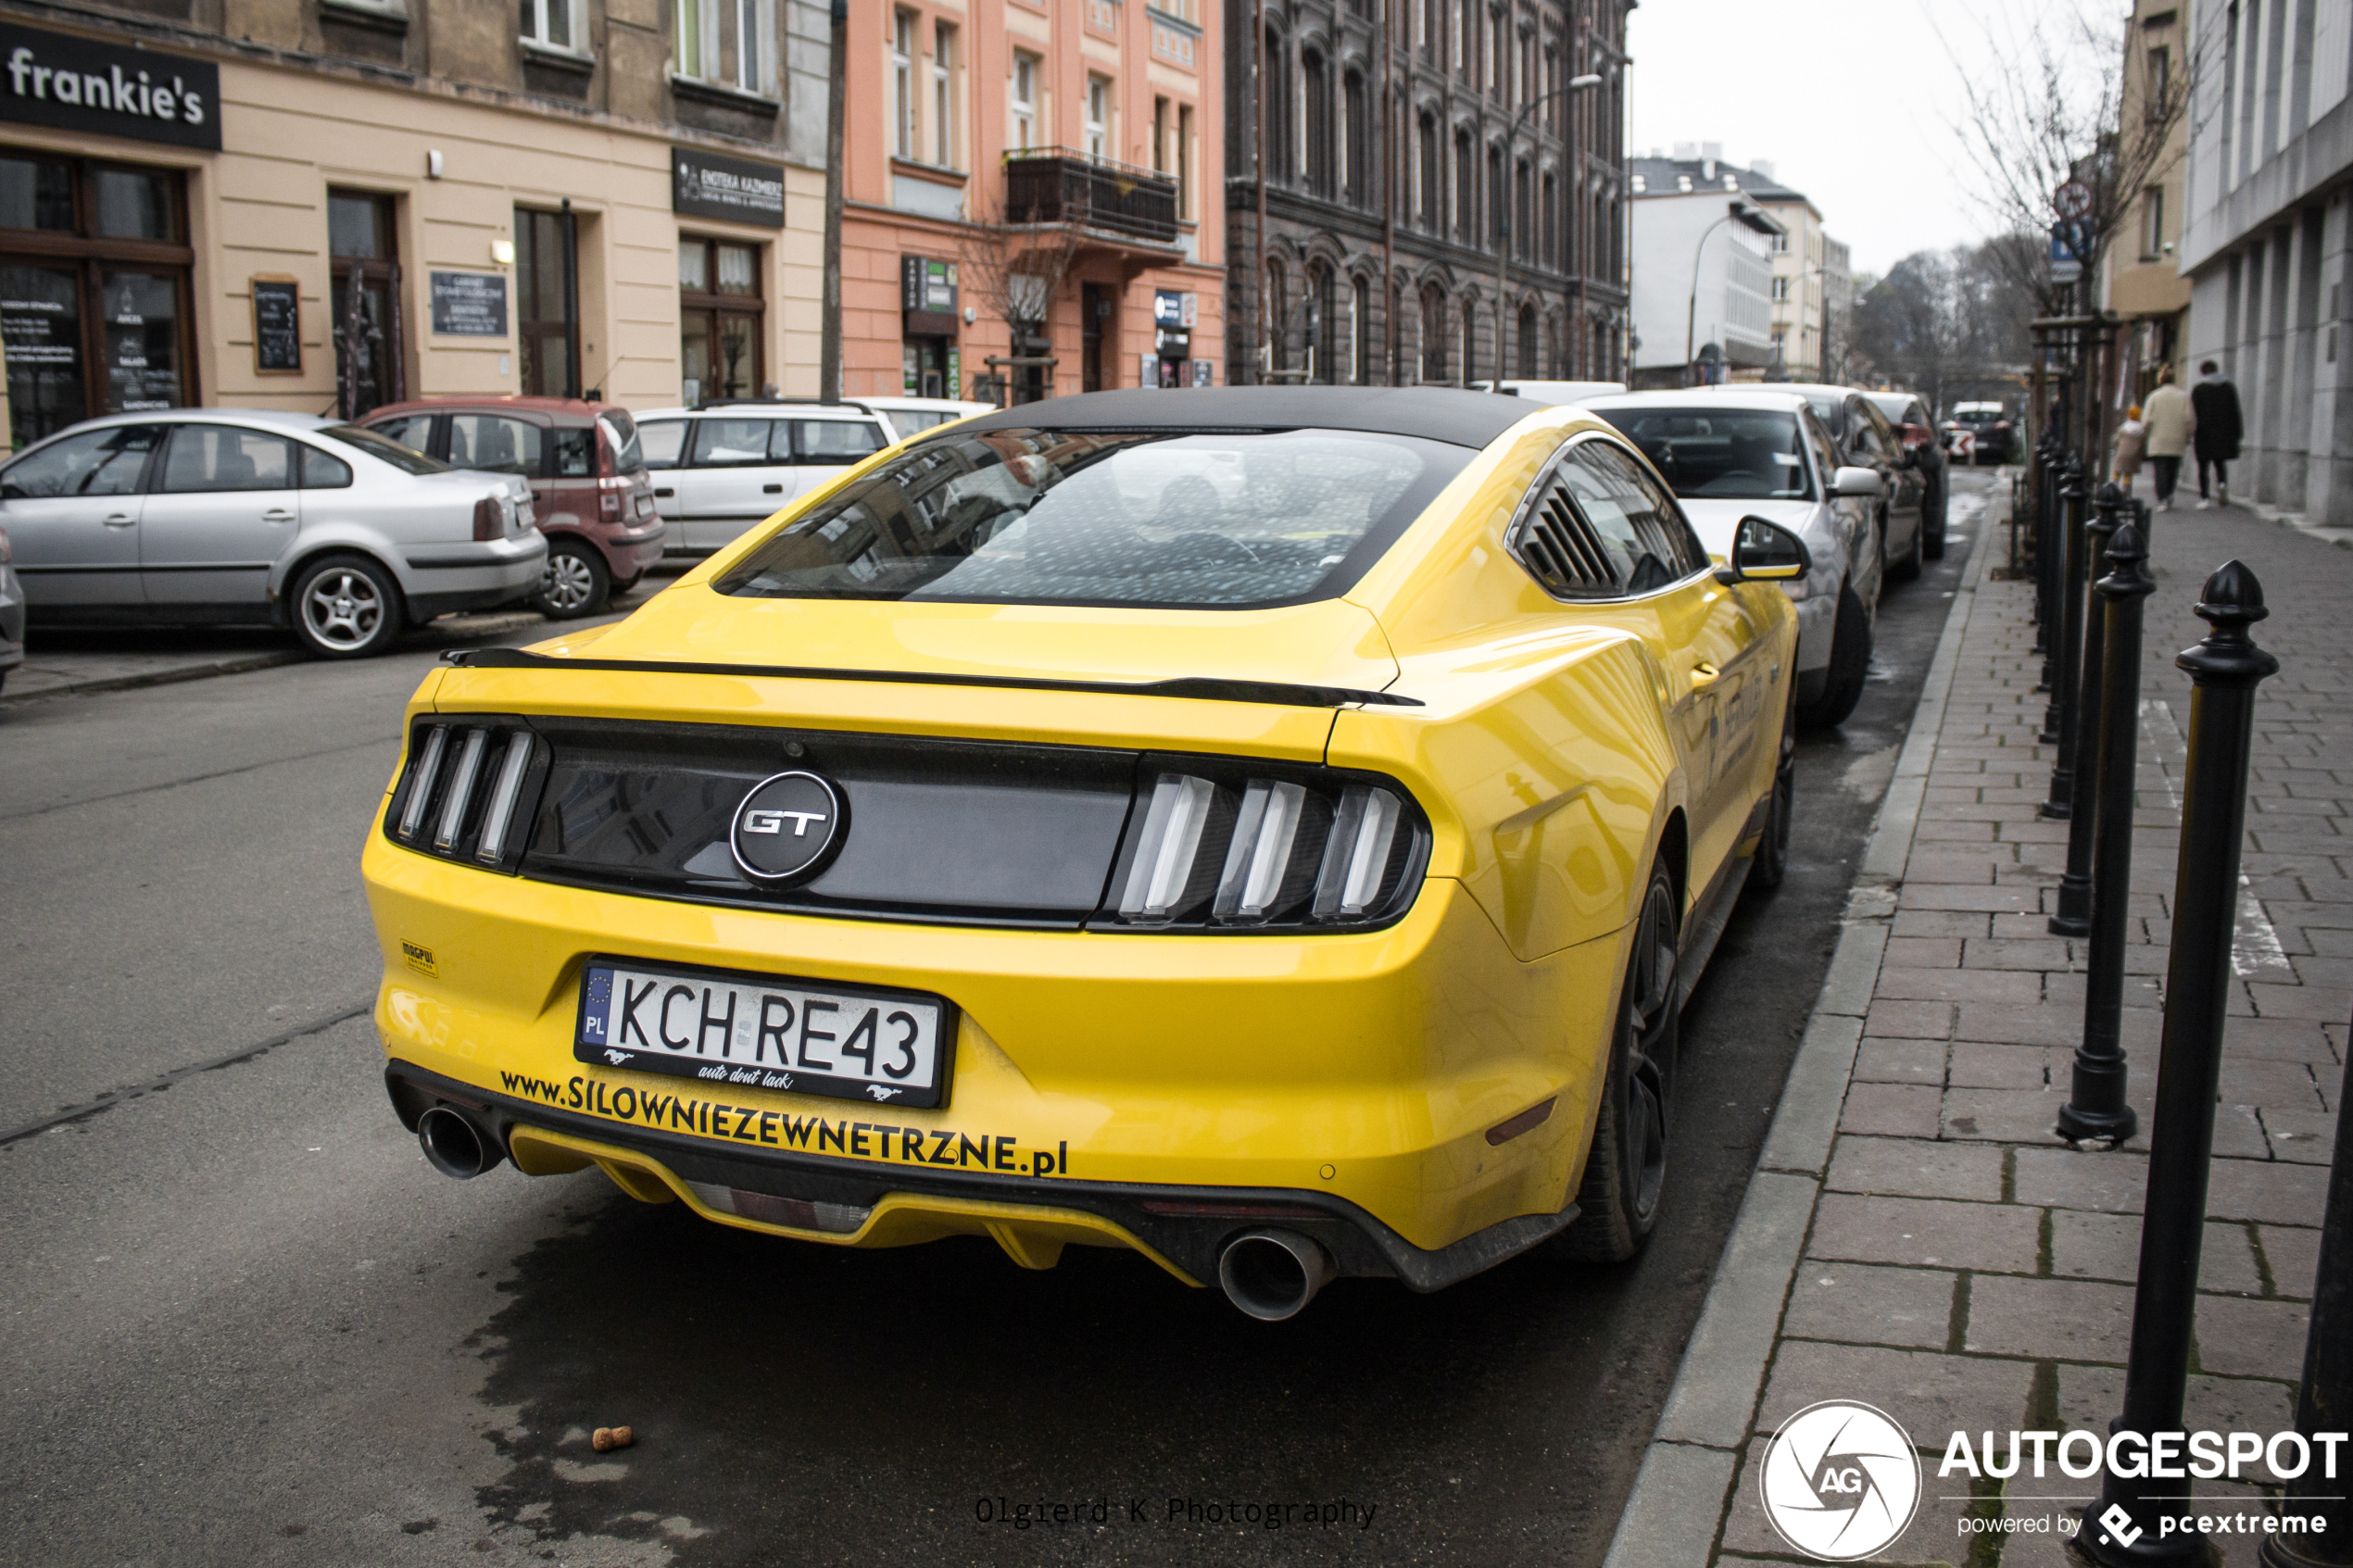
[251, 276, 300, 372]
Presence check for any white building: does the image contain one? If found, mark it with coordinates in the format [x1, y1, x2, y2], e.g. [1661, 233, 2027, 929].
[1629, 146, 1786, 388]
[2179, 0, 2353, 521]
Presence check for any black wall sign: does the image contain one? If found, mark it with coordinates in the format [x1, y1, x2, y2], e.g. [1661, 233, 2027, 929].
[251, 276, 300, 372]
[0, 22, 221, 151]
[429, 270, 508, 337]
[673, 147, 786, 229]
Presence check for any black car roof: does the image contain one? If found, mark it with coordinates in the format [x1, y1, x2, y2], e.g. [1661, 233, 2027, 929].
[950, 386, 1538, 450]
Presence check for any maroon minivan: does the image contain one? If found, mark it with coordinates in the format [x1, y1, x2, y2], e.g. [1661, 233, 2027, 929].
[359, 396, 662, 618]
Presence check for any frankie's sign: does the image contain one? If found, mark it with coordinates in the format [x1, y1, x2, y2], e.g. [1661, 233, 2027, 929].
[0, 23, 221, 152]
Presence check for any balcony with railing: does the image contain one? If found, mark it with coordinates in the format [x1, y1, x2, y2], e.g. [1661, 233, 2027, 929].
[1002, 147, 1179, 246]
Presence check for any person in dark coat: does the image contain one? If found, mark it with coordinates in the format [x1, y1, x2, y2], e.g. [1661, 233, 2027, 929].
[2191, 359, 2244, 508]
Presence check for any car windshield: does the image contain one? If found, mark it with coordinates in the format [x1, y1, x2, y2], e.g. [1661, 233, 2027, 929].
[715, 426, 1465, 609]
[319, 423, 449, 475]
[1592, 408, 1815, 501]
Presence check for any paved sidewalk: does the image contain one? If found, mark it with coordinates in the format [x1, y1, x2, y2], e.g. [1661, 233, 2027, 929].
[1606, 496, 2349, 1568]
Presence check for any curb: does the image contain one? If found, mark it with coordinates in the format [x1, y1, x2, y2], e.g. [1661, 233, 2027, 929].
[1598, 493, 1997, 1568]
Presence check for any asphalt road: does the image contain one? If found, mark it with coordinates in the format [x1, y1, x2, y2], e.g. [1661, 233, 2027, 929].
[0, 474, 1990, 1568]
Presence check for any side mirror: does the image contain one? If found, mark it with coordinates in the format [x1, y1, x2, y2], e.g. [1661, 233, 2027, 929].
[1714, 516, 1811, 583]
[1832, 465, 1885, 498]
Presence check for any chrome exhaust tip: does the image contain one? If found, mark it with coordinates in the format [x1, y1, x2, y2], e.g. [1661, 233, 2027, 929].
[417, 1104, 503, 1179]
[1216, 1229, 1335, 1322]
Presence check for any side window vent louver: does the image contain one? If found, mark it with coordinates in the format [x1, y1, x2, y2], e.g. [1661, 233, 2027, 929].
[1510, 485, 1619, 598]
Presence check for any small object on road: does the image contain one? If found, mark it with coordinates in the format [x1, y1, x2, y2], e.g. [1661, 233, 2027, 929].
[591, 1425, 634, 1452]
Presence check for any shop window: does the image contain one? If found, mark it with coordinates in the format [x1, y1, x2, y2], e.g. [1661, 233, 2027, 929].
[675, 0, 778, 97]
[521, 0, 583, 51]
[516, 207, 579, 397]
[0, 152, 193, 448]
[329, 189, 402, 420]
[679, 236, 762, 405]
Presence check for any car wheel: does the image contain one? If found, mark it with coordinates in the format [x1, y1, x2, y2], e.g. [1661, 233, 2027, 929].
[1797, 583, 1870, 731]
[1889, 507, 1924, 582]
[533, 538, 610, 620]
[1749, 693, 1797, 890]
[290, 553, 403, 659]
[1551, 861, 1680, 1262]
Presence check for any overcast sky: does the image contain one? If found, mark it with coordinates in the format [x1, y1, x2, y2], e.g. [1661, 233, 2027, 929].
[1626, 0, 2078, 278]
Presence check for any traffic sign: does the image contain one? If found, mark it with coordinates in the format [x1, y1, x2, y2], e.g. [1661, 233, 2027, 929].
[2055, 180, 2093, 220]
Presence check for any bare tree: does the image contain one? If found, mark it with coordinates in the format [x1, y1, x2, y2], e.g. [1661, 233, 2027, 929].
[955, 199, 1086, 403]
[1939, 2, 2196, 313]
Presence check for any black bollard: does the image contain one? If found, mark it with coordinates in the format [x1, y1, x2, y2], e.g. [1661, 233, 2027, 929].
[2257, 1002, 2353, 1568]
[2041, 458, 2086, 791]
[2052, 483, 2127, 934]
[2034, 441, 2059, 676]
[2077, 561, 2280, 1564]
[2056, 520, 2148, 1143]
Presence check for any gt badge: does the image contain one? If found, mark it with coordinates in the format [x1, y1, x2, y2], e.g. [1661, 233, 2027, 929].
[729, 771, 846, 886]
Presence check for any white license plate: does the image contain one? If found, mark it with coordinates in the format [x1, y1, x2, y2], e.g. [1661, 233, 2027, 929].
[574, 958, 953, 1110]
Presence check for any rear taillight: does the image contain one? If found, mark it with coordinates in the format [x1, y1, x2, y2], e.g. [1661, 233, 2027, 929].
[472, 496, 502, 541]
[597, 473, 632, 519]
[387, 718, 549, 872]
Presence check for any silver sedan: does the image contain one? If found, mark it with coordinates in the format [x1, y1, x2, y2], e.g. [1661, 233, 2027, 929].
[0, 409, 547, 659]
[1578, 389, 1886, 728]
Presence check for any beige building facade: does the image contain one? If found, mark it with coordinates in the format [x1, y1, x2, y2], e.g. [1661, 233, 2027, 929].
[2101, 0, 2191, 402]
[0, 0, 829, 448]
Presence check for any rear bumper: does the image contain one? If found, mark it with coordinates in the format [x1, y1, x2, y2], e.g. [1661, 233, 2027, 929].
[384, 1058, 1575, 1290]
[565, 520, 667, 578]
[400, 534, 548, 620]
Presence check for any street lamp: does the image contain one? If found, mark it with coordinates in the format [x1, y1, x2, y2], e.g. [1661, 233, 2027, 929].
[1490, 71, 1604, 390]
[1684, 198, 1765, 386]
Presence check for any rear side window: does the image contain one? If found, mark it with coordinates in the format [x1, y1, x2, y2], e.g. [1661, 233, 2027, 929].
[160, 426, 294, 492]
[551, 426, 594, 478]
[1806, 395, 1845, 438]
[1, 424, 160, 497]
[796, 420, 888, 462]
[598, 410, 643, 473]
[691, 418, 781, 467]
[1843, 406, 1886, 460]
[638, 420, 686, 470]
[448, 414, 543, 476]
[1571, 441, 1711, 580]
[370, 413, 435, 454]
[1509, 439, 1709, 601]
[298, 445, 353, 489]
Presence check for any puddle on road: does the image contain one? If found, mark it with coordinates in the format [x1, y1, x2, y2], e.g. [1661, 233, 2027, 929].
[1838, 744, 1901, 801]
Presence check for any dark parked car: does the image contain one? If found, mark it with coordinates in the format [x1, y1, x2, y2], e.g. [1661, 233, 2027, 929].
[360, 396, 662, 618]
[1865, 391, 1947, 559]
[1692, 383, 1929, 582]
[1944, 402, 2018, 466]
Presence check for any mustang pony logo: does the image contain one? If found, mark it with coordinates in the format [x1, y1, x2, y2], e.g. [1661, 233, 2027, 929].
[866, 1085, 902, 1100]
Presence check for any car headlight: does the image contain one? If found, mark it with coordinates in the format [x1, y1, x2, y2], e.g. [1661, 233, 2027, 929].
[1109, 761, 1426, 931]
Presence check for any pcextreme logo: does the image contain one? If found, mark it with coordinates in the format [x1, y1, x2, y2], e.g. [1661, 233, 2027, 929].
[1759, 1400, 1923, 1562]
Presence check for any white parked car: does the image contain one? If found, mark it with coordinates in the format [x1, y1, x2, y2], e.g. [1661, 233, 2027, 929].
[1579, 388, 1886, 728]
[856, 395, 994, 439]
[1472, 379, 1629, 406]
[634, 402, 898, 560]
[0, 410, 546, 659]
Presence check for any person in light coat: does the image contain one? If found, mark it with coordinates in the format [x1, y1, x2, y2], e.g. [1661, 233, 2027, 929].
[2112, 405, 2146, 495]
[2142, 367, 2195, 509]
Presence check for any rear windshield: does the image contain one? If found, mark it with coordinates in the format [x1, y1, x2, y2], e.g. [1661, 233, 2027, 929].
[598, 410, 643, 473]
[318, 423, 448, 475]
[887, 408, 959, 433]
[1592, 408, 1815, 501]
[714, 426, 1466, 609]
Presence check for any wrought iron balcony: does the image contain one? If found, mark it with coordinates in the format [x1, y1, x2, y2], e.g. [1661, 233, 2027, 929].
[1002, 147, 1179, 245]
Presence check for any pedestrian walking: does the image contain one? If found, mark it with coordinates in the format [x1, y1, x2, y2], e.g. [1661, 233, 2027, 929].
[2190, 358, 2243, 508]
[2112, 404, 2146, 495]
[2142, 366, 2194, 509]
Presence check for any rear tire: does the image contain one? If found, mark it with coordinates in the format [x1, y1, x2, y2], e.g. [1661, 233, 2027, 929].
[532, 537, 610, 620]
[290, 553, 403, 659]
[1796, 584, 1869, 731]
[1549, 862, 1681, 1263]
[1749, 694, 1797, 890]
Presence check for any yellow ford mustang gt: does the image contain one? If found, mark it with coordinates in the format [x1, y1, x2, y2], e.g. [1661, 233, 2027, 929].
[364, 387, 1805, 1320]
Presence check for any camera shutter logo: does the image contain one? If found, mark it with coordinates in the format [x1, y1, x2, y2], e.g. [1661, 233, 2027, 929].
[729, 771, 846, 886]
[1759, 1400, 1922, 1562]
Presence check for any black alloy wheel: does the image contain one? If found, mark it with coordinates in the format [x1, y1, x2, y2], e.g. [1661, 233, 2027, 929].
[1551, 862, 1681, 1262]
[1749, 693, 1797, 890]
[1797, 583, 1870, 730]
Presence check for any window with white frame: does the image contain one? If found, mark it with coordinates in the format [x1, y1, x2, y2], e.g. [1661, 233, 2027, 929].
[1011, 51, 1038, 150]
[1087, 75, 1111, 162]
[892, 9, 916, 158]
[522, 0, 582, 51]
[933, 21, 958, 168]
[674, 0, 779, 97]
